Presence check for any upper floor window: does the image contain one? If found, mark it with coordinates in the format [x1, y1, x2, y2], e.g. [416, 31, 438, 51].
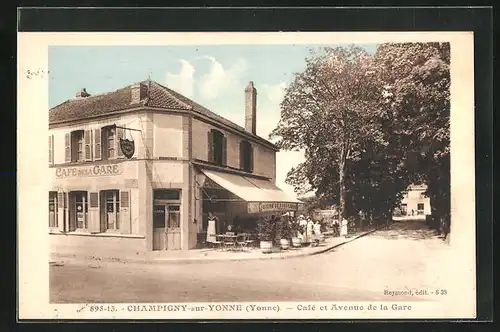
[62, 126, 125, 164]
[207, 129, 226, 166]
[102, 126, 116, 160]
[239, 140, 254, 172]
[69, 130, 85, 162]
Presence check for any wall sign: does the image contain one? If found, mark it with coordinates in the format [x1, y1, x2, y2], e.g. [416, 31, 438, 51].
[55, 164, 124, 178]
[247, 202, 298, 214]
[120, 138, 135, 159]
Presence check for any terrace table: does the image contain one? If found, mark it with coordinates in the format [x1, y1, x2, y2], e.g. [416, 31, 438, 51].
[216, 234, 238, 251]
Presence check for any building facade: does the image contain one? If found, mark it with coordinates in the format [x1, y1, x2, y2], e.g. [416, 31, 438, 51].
[398, 184, 432, 216]
[49, 80, 299, 254]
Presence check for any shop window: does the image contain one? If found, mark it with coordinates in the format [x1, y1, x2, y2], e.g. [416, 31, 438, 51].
[207, 129, 226, 166]
[102, 190, 120, 230]
[154, 189, 181, 201]
[49, 191, 58, 228]
[239, 140, 254, 172]
[167, 205, 180, 228]
[417, 203, 424, 215]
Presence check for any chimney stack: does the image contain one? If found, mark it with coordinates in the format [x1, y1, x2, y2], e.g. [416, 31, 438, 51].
[244, 81, 257, 134]
[131, 82, 148, 105]
[75, 88, 90, 99]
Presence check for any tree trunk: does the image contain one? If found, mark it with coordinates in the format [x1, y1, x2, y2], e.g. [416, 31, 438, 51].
[338, 161, 346, 225]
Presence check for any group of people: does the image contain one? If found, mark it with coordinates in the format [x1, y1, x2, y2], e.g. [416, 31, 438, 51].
[295, 215, 323, 246]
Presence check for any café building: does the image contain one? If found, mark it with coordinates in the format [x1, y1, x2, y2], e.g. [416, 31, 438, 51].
[49, 80, 301, 254]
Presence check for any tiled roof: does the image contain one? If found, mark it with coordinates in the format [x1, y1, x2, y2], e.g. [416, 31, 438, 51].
[49, 80, 277, 149]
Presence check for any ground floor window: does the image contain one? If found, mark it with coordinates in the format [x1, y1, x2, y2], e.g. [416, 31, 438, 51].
[49, 191, 58, 228]
[103, 190, 120, 230]
[167, 205, 181, 228]
[400, 203, 407, 215]
[417, 203, 425, 215]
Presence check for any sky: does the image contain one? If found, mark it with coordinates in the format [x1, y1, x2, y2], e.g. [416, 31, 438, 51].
[49, 44, 378, 199]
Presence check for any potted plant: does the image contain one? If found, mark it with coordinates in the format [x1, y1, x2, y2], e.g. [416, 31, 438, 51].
[278, 218, 292, 250]
[256, 217, 275, 253]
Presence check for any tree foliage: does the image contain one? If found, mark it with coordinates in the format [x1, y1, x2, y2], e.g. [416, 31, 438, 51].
[271, 42, 451, 236]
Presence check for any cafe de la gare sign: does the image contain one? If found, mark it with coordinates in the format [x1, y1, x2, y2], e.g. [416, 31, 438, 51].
[55, 164, 124, 178]
[247, 202, 298, 214]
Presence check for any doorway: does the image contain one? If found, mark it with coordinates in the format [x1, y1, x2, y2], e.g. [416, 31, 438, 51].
[69, 191, 88, 231]
[153, 204, 181, 250]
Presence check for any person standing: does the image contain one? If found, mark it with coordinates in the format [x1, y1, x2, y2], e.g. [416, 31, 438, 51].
[340, 218, 348, 237]
[313, 220, 322, 245]
[206, 212, 218, 244]
[306, 217, 314, 245]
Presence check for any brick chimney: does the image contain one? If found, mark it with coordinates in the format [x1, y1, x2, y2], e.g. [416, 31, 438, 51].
[131, 82, 148, 105]
[75, 88, 90, 99]
[244, 81, 257, 134]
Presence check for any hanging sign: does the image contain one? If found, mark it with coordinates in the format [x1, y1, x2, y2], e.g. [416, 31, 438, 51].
[120, 138, 135, 159]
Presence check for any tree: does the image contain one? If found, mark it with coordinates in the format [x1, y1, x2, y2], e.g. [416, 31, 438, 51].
[270, 46, 383, 224]
[374, 42, 451, 239]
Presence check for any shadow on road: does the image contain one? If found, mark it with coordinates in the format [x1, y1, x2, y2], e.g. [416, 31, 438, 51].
[373, 219, 441, 241]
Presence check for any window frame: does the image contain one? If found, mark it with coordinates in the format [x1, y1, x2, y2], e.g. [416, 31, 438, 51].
[70, 130, 85, 163]
[240, 140, 253, 172]
[210, 129, 224, 165]
[101, 125, 117, 160]
[48, 191, 58, 229]
[103, 189, 120, 231]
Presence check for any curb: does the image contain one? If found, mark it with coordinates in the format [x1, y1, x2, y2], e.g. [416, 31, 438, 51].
[51, 225, 390, 266]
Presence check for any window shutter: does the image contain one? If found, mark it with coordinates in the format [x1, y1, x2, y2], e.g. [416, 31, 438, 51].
[239, 141, 244, 169]
[94, 129, 101, 160]
[120, 191, 131, 234]
[222, 135, 227, 166]
[57, 191, 65, 232]
[249, 145, 254, 172]
[207, 130, 213, 162]
[64, 133, 71, 163]
[84, 130, 92, 161]
[88, 192, 101, 233]
[117, 127, 124, 158]
[48, 135, 53, 165]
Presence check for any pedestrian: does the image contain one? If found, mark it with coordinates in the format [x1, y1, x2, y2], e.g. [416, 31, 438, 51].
[411, 209, 415, 216]
[306, 217, 314, 245]
[340, 218, 348, 237]
[206, 212, 218, 245]
[313, 220, 322, 245]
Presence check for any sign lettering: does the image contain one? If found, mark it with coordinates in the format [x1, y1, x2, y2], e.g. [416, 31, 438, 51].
[247, 202, 298, 214]
[55, 164, 124, 178]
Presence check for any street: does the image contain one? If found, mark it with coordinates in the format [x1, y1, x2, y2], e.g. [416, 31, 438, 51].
[50, 220, 453, 303]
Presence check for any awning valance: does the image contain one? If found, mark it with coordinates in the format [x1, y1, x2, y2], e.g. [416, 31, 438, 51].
[200, 169, 301, 213]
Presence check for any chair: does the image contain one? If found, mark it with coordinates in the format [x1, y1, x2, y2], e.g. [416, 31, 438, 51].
[236, 234, 249, 251]
[222, 235, 236, 251]
[245, 233, 256, 248]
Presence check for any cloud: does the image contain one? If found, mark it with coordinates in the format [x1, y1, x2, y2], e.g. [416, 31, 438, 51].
[261, 82, 287, 103]
[165, 59, 195, 98]
[197, 56, 247, 100]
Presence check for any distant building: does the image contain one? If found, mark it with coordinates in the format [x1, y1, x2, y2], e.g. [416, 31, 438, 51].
[398, 184, 432, 216]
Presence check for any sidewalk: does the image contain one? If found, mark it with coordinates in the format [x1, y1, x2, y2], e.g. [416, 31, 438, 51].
[50, 227, 382, 265]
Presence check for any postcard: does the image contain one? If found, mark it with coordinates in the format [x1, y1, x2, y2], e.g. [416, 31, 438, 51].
[17, 30, 476, 320]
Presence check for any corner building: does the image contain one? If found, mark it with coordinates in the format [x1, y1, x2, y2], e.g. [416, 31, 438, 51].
[49, 80, 299, 255]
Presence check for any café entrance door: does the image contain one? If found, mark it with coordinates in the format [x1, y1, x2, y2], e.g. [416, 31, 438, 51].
[152, 204, 181, 250]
